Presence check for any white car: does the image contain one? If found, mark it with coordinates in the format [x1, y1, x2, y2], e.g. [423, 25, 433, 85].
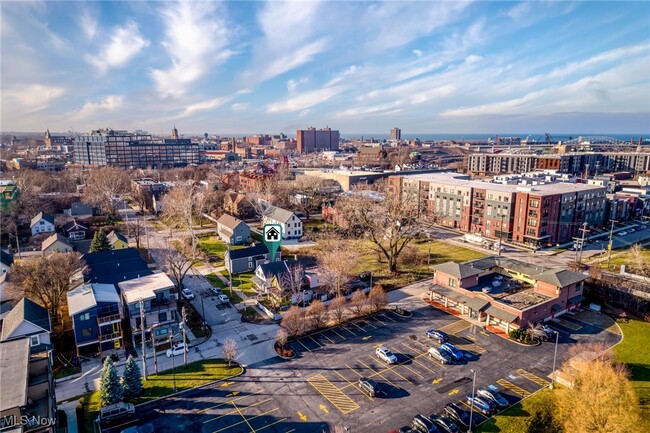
[218, 294, 230, 304]
[375, 346, 397, 364]
[181, 288, 194, 300]
[618, 231, 628, 236]
[166, 343, 187, 357]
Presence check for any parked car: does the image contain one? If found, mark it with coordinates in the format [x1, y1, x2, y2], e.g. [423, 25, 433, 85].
[376, 346, 398, 364]
[218, 294, 230, 304]
[425, 329, 449, 344]
[428, 347, 452, 364]
[166, 343, 187, 357]
[181, 288, 194, 300]
[411, 414, 440, 433]
[358, 378, 381, 397]
[431, 416, 460, 433]
[465, 395, 495, 415]
[396, 427, 416, 433]
[477, 389, 509, 409]
[439, 343, 464, 362]
[444, 403, 472, 429]
[98, 402, 135, 422]
[618, 231, 628, 236]
[211, 286, 222, 296]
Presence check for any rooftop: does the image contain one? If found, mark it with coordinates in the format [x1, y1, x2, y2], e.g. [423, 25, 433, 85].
[83, 248, 152, 285]
[432, 261, 482, 279]
[119, 273, 175, 304]
[0, 338, 30, 410]
[1, 298, 51, 341]
[67, 283, 120, 316]
[217, 213, 245, 231]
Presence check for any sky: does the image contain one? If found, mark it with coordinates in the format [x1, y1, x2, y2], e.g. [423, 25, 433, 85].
[1, 0, 649, 136]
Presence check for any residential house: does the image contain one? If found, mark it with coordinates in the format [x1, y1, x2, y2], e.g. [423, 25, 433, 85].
[63, 202, 94, 219]
[82, 249, 152, 285]
[262, 206, 303, 240]
[429, 256, 588, 332]
[0, 180, 20, 210]
[119, 273, 178, 346]
[62, 220, 88, 241]
[252, 260, 306, 302]
[225, 244, 281, 274]
[41, 234, 73, 255]
[152, 190, 165, 214]
[216, 214, 250, 245]
[0, 338, 57, 432]
[67, 284, 123, 357]
[0, 298, 52, 352]
[107, 230, 129, 250]
[30, 212, 55, 237]
[223, 192, 255, 219]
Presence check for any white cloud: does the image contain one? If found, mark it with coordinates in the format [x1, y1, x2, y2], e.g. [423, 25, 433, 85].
[287, 77, 310, 94]
[81, 11, 97, 39]
[267, 86, 342, 113]
[464, 55, 484, 64]
[3, 84, 65, 113]
[151, 1, 234, 98]
[179, 96, 234, 118]
[413, 49, 424, 58]
[86, 21, 149, 72]
[507, 2, 533, 21]
[231, 103, 248, 111]
[72, 95, 123, 119]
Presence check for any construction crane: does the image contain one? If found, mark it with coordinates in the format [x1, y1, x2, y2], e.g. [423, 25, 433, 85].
[545, 133, 554, 143]
[68, 126, 81, 138]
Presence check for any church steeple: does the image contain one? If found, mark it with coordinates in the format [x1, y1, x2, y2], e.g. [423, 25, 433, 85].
[171, 125, 179, 140]
[45, 129, 52, 139]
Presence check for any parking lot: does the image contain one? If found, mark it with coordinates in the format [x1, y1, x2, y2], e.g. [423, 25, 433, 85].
[100, 300, 620, 433]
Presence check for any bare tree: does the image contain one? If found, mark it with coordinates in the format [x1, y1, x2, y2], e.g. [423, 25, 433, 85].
[291, 176, 326, 221]
[350, 289, 368, 317]
[126, 218, 145, 249]
[83, 167, 131, 216]
[222, 338, 238, 367]
[629, 243, 649, 277]
[316, 235, 359, 296]
[161, 241, 197, 292]
[329, 295, 348, 325]
[244, 174, 277, 217]
[368, 285, 388, 313]
[8, 253, 86, 325]
[335, 181, 419, 273]
[276, 328, 289, 349]
[307, 300, 327, 330]
[283, 262, 306, 303]
[161, 183, 199, 257]
[526, 322, 547, 342]
[280, 306, 304, 337]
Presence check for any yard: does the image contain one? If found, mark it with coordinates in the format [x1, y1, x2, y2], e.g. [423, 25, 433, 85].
[82, 359, 242, 432]
[220, 270, 258, 296]
[206, 273, 244, 304]
[476, 389, 553, 433]
[599, 246, 650, 272]
[615, 317, 650, 420]
[197, 236, 246, 262]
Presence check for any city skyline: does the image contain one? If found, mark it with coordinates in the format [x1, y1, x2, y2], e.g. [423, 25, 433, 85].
[1, 1, 649, 134]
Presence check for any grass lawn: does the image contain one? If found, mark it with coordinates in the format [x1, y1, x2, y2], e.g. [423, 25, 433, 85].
[138, 247, 156, 265]
[53, 365, 81, 379]
[220, 270, 258, 296]
[206, 273, 244, 304]
[477, 389, 552, 433]
[601, 247, 650, 272]
[615, 317, 650, 420]
[198, 237, 247, 261]
[82, 359, 242, 432]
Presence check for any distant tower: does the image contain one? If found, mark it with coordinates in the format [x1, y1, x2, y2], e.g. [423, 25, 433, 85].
[45, 129, 52, 148]
[390, 127, 401, 141]
[171, 125, 179, 140]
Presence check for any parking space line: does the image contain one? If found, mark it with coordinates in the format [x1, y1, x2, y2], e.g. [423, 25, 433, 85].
[368, 315, 388, 326]
[307, 373, 360, 414]
[552, 317, 581, 331]
[387, 347, 425, 379]
[438, 320, 472, 335]
[378, 312, 398, 322]
[212, 407, 279, 433]
[350, 321, 368, 333]
[340, 325, 357, 336]
[255, 417, 289, 433]
[295, 339, 312, 353]
[357, 359, 401, 388]
[460, 401, 487, 420]
[202, 398, 274, 424]
[198, 390, 263, 413]
[497, 378, 532, 397]
[345, 364, 364, 378]
[231, 402, 256, 433]
[318, 331, 336, 344]
[360, 319, 377, 329]
[365, 357, 413, 386]
[333, 370, 374, 401]
[516, 369, 550, 387]
[329, 328, 347, 340]
[396, 345, 438, 375]
[308, 335, 323, 348]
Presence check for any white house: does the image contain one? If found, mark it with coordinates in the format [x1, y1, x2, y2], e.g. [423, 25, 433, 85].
[30, 212, 56, 236]
[262, 206, 302, 240]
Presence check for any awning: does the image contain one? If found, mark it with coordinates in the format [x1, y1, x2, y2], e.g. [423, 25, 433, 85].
[568, 295, 586, 305]
[551, 304, 563, 312]
[429, 285, 469, 304]
[465, 297, 490, 312]
[484, 305, 519, 323]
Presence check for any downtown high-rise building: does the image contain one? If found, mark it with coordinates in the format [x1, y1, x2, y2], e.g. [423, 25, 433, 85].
[296, 127, 340, 154]
[390, 127, 401, 140]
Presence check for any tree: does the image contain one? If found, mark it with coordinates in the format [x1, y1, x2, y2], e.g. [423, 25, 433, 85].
[555, 357, 640, 433]
[329, 295, 347, 325]
[629, 243, 649, 277]
[222, 338, 238, 367]
[276, 328, 289, 348]
[83, 167, 131, 216]
[316, 235, 359, 296]
[368, 285, 388, 313]
[90, 228, 112, 252]
[283, 262, 306, 303]
[307, 299, 327, 330]
[526, 322, 547, 342]
[121, 355, 143, 399]
[99, 357, 123, 405]
[281, 306, 304, 337]
[161, 183, 199, 257]
[8, 253, 86, 323]
[161, 241, 197, 292]
[351, 289, 367, 316]
[335, 181, 419, 273]
[291, 176, 326, 221]
[245, 174, 277, 217]
[126, 218, 145, 249]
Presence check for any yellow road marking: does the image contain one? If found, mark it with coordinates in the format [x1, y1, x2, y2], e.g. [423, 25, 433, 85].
[438, 320, 472, 335]
[516, 369, 550, 387]
[465, 334, 477, 341]
[345, 364, 364, 377]
[432, 377, 443, 384]
[330, 328, 347, 340]
[497, 378, 532, 397]
[256, 418, 289, 432]
[307, 374, 360, 414]
[319, 404, 329, 414]
[479, 330, 491, 337]
[334, 370, 374, 401]
[227, 402, 257, 433]
[297, 412, 307, 421]
[284, 429, 295, 433]
[226, 391, 239, 397]
[202, 398, 273, 424]
[198, 390, 262, 413]
[449, 389, 459, 395]
[362, 335, 372, 341]
[387, 347, 425, 378]
[359, 359, 405, 387]
[220, 381, 235, 387]
[295, 339, 312, 353]
[553, 317, 581, 330]
[411, 357, 439, 376]
[308, 335, 323, 348]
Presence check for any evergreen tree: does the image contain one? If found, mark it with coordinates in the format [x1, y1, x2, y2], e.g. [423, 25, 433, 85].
[99, 356, 123, 405]
[121, 355, 143, 399]
[90, 228, 112, 252]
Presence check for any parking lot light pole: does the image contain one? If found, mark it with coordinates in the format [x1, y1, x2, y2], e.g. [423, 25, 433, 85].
[550, 330, 560, 389]
[469, 369, 477, 432]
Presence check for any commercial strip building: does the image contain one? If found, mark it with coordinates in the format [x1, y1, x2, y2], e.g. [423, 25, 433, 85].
[429, 256, 587, 332]
[389, 172, 607, 247]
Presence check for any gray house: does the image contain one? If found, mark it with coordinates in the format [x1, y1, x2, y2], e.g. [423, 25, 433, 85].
[225, 244, 281, 274]
[217, 214, 250, 245]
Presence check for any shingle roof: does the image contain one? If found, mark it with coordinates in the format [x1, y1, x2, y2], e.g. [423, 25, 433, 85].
[83, 249, 152, 286]
[30, 211, 55, 228]
[0, 250, 13, 267]
[0, 338, 30, 410]
[63, 220, 88, 233]
[0, 298, 51, 341]
[484, 304, 519, 323]
[257, 260, 289, 279]
[535, 269, 588, 288]
[67, 283, 119, 316]
[432, 261, 482, 279]
[263, 205, 296, 224]
[108, 230, 128, 245]
[217, 214, 245, 231]
[228, 243, 269, 260]
[41, 233, 73, 251]
[69, 202, 93, 216]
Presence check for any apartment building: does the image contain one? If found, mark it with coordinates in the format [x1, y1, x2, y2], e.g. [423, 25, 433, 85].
[297, 127, 340, 154]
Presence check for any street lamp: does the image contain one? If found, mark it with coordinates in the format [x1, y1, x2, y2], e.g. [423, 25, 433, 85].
[168, 333, 180, 393]
[469, 369, 477, 433]
[550, 330, 560, 389]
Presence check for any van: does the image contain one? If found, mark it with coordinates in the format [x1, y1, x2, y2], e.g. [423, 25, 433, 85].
[99, 402, 135, 422]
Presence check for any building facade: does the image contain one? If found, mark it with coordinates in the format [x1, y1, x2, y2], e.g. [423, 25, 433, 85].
[296, 127, 340, 154]
[390, 127, 401, 141]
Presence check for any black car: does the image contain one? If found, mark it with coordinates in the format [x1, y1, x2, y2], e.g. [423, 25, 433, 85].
[444, 403, 472, 429]
[412, 415, 440, 433]
[358, 378, 381, 397]
[431, 416, 460, 433]
[425, 329, 449, 344]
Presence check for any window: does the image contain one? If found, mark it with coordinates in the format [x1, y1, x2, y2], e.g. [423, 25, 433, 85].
[81, 328, 93, 337]
[159, 312, 167, 323]
[30, 335, 40, 346]
[530, 200, 539, 208]
[80, 312, 90, 321]
[448, 278, 456, 287]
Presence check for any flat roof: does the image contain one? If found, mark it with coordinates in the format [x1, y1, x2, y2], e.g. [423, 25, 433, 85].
[0, 338, 29, 410]
[118, 273, 174, 304]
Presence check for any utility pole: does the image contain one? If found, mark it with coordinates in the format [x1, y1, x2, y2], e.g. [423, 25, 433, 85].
[577, 222, 589, 264]
[14, 225, 21, 259]
[498, 213, 505, 256]
[144, 216, 150, 261]
[181, 307, 188, 368]
[607, 219, 618, 269]
[227, 242, 233, 290]
[139, 299, 148, 380]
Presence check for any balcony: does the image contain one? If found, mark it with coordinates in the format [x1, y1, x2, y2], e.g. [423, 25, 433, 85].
[97, 313, 121, 325]
[99, 332, 122, 342]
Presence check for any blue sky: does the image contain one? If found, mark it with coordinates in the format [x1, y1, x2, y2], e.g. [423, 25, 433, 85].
[1, 1, 649, 135]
